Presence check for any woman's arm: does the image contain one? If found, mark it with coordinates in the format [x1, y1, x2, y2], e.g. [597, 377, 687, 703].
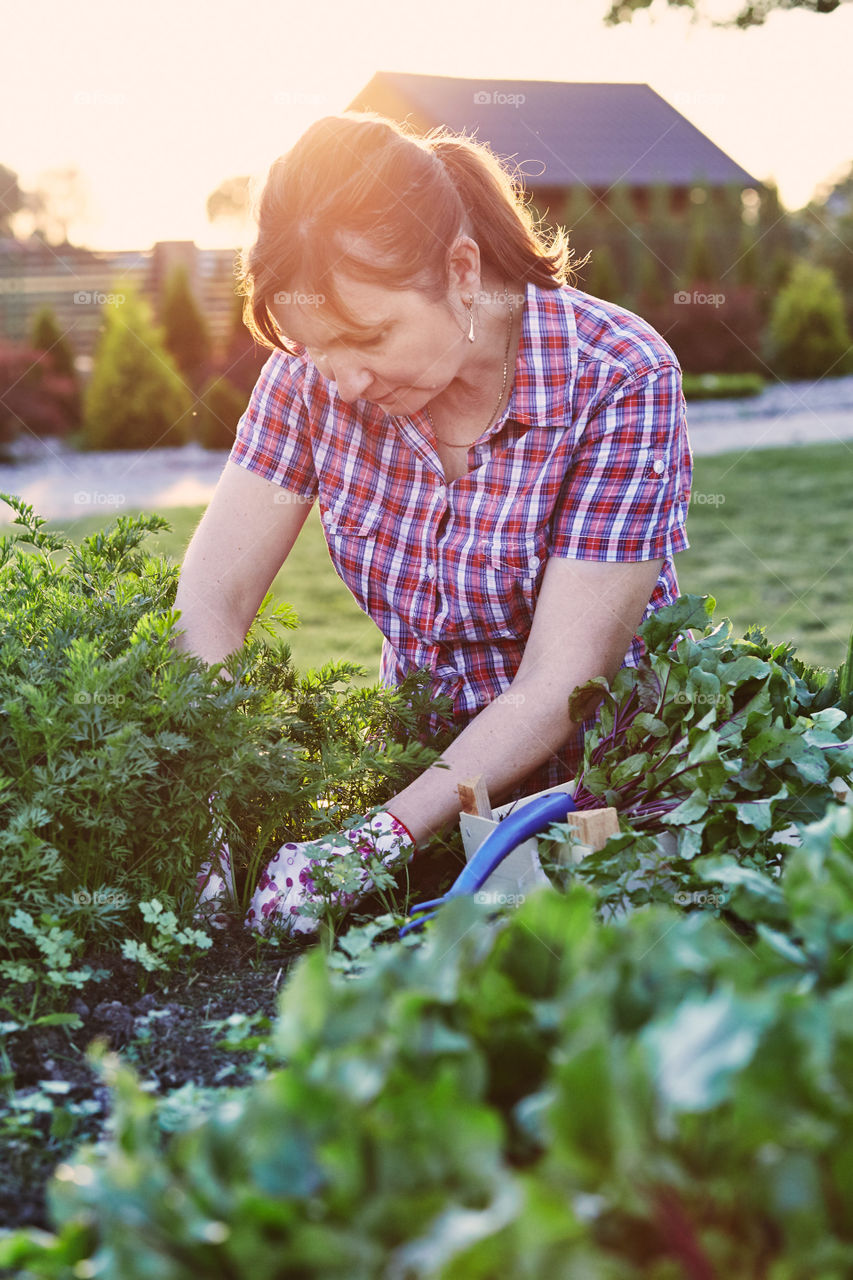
[387, 554, 664, 848]
[173, 461, 315, 667]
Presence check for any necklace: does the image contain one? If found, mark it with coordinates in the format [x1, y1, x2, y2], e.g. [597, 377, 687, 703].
[425, 287, 515, 449]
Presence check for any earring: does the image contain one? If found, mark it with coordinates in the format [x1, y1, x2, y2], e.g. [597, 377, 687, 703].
[466, 298, 475, 343]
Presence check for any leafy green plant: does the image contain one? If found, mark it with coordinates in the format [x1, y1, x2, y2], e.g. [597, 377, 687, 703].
[0, 495, 446, 1018]
[121, 900, 213, 981]
[0, 910, 110, 1031]
[539, 595, 853, 918]
[5, 801, 853, 1278]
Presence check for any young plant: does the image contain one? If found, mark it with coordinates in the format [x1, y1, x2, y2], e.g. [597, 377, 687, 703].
[539, 595, 853, 914]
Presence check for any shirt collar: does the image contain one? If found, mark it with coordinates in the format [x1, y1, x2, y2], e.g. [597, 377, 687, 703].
[506, 280, 578, 428]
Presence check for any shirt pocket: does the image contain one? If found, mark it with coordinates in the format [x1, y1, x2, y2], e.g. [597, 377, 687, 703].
[473, 529, 547, 639]
[319, 498, 384, 616]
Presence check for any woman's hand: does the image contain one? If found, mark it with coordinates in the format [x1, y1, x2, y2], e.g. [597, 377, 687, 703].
[194, 808, 416, 936]
[245, 810, 416, 935]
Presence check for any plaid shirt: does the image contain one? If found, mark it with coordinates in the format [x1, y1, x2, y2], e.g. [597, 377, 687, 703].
[230, 282, 693, 795]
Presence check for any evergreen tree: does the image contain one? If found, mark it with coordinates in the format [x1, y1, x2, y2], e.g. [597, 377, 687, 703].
[735, 226, 763, 289]
[561, 186, 597, 266]
[160, 263, 211, 391]
[766, 260, 853, 380]
[193, 376, 250, 449]
[30, 306, 77, 379]
[29, 305, 81, 431]
[645, 183, 681, 294]
[583, 244, 622, 304]
[683, 214, 717, 287]
[635, 247, 668, 306]
[220, 289, 268, 394]
[82, 286, 194, 450]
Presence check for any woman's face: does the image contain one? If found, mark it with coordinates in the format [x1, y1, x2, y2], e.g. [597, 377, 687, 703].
[268, 271, 472, 415]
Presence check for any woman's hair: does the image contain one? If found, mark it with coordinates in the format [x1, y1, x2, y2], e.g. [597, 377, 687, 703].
[238, 111, 588, 353]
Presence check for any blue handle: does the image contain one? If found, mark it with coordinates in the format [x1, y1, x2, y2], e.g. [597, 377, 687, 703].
[399, 790, 576, 938]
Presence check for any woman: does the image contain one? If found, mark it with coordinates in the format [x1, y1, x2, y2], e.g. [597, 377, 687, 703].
[177, 111, 693, 934]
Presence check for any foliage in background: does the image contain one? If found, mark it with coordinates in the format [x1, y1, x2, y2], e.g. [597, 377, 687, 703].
[0, 495, 445, 1025]
[4, 800, 853, 1278]
[603, 0, 845, 30]
[192, 375, 248, 449]
[214, 289, 269, 396]
[158, 263, 212, 393]
[24, 307, 81, 436]
[766, 259, 853, 380]
[29, 307, 77, 383]
[681, 370, 765, 399]
[79, 286, 193, 450]
[0, 316, 80, 448]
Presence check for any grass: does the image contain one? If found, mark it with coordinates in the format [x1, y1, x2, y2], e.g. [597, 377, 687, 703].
[675, 441, 853, 670]
[47, 439, 853, 677]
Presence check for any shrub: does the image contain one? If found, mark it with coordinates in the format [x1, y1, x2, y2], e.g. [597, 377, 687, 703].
[682, 371, 765, 400]
[639, 285, 766, 375]
[0, 337, 79, 446]
[80, 286, 194, 450]
[30, 307, 77, 382]
[0, 496, 444, 1025]
[192, 376, 249, 449]
[765, 260, 853, 380]
[159, 263, 212, 392]
[582, 244, 621, 304]
[26, 307, 81, 435]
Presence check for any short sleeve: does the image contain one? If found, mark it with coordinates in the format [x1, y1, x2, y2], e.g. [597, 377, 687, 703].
[549, 362, 692, 562]
[228, 350, 318, 499]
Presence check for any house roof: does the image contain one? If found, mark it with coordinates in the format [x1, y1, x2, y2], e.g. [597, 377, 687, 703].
[347, 73, 760, 190]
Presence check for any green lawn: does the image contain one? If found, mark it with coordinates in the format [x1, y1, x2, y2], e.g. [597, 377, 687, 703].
[49, 440, 853, 676]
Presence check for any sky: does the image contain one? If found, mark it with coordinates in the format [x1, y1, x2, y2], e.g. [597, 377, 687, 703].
[2, 0, 852, 252]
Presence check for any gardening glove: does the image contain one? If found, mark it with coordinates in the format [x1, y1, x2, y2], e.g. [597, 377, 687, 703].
[194, 798, 237, 924]
[244, 809, 416, 937]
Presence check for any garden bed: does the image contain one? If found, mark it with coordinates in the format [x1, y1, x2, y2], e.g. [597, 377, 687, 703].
[3, 498, 853, 1277]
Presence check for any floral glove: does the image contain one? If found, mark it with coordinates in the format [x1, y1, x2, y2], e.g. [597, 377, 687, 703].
[245, 809, 416, 936]
[194, 798, 237, 925]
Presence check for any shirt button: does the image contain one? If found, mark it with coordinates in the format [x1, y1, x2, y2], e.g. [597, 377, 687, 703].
[425, 563, 436, 580]
[652, 459, 665, 475]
